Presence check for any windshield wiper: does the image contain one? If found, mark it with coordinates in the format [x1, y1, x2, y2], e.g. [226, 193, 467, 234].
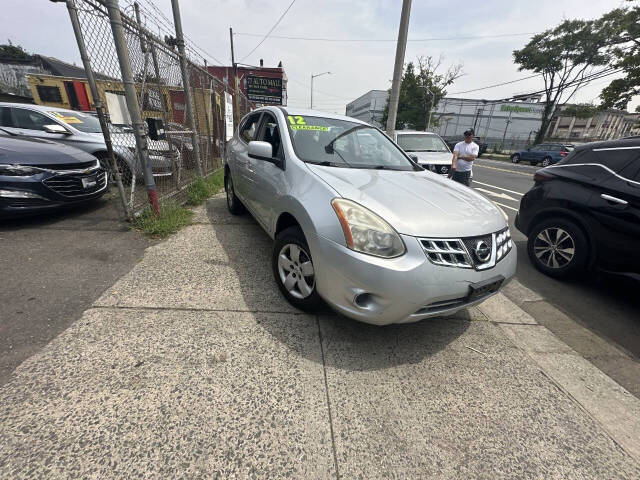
[324, 125, 372, 153]
[307, 160, 340, 167]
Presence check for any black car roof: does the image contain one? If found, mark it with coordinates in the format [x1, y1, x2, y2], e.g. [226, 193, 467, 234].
[574, 137, 640, 151]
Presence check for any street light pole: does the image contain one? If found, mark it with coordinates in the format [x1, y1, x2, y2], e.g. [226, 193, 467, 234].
[310, 71, 331, 109]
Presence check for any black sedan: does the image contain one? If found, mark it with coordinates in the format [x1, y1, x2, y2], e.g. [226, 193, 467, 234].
[0, 133, 107, 218]
[516, 137, 640, 280]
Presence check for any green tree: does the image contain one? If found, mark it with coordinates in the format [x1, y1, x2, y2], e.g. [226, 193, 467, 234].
[513, 19, 608, 144]
[0, 43, 32, 61]
[595, 2, 640, 110]
[381, 56, 462, 131]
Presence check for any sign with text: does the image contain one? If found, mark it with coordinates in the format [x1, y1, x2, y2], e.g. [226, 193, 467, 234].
[246, 75, 283, 104]
[224, 92, 234, 141]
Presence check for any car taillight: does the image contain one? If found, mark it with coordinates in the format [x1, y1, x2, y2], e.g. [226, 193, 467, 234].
[533, 172, 553, 183]
[560, 151, 567, 156]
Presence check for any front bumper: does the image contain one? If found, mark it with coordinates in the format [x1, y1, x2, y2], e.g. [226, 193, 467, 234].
[0, 168, 107, 218]
[311, 233, 516, 325]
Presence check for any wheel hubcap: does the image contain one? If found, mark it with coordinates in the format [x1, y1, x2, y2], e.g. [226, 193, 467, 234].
[226, 177, 233, 207]
[533, 227, 575, 269]
[277, 243, 315, 299]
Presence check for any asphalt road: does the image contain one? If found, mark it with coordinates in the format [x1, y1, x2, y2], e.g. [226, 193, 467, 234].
[471, 157, 639, 394]
[0, 192, 153, 386]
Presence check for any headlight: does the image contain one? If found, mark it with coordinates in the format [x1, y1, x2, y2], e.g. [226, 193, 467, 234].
[331, 198, 406, 258]
[0, 164, 42, 176]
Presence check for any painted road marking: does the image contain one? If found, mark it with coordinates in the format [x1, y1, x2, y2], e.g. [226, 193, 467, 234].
[474, 163, 534, 177]
[475, 188, 519, 202]
[492, 201, 519, 212]
[473, 181, 524, 196]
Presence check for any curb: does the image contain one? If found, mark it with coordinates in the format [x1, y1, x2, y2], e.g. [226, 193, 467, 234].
[478, 285, 640, 464]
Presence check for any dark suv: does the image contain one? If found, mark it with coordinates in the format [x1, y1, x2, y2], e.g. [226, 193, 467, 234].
[511, 143, 574, 167]
[515, 138, 639, 280]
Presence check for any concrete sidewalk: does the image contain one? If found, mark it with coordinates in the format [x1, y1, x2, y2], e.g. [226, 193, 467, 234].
[1, 195, 639, 479]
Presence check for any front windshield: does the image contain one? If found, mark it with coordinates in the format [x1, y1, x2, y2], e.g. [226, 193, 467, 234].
[286, 115, 416, 171]
[396, 134, 449, 152]
[50, 110, 102, 133]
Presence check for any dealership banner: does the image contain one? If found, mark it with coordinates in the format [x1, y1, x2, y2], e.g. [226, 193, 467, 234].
[246, 76, 283, 104]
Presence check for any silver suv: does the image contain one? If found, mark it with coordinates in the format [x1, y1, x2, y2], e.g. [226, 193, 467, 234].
[0, 102, 178, 183]
[225, 107, 516, 325]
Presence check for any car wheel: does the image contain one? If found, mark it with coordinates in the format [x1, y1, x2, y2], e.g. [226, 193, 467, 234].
[272, 226, 323, 312]
[527, 217, 588, 279]
[511, 154, 520, 164]
[97, 153, 133, 187]
[542, 156, 552, 167]
[224, 172, 245, 215]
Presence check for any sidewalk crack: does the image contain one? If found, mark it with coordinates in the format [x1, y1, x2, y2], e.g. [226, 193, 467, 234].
[317, 317, 340, 479]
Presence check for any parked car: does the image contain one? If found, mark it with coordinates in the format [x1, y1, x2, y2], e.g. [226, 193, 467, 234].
[515, 137, 640, 280]
[0, 102, 179, 184]
[0, 132, 107, 218]
[394, 130, 453, 176]
[510, 143, 574, 167]
[224, 107, 516, 325]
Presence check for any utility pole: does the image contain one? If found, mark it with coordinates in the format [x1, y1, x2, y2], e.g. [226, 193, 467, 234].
[501, 110, 512, 148]
[385, 0, 412, 137]
[105, 0, 159, 215]
[171, 0, 203, 176]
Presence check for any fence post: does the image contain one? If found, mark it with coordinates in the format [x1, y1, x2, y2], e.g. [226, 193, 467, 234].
[65, 0, 132, 221]
[171, 0, 203, 177]
[105, 0, 159, 215]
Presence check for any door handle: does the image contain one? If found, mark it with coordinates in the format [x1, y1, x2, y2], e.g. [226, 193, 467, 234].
[600, 193, 628, 205]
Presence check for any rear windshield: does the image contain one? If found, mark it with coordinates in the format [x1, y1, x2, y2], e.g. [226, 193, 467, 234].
[286, 115, 417, 171]
[50, 110, 102, 133]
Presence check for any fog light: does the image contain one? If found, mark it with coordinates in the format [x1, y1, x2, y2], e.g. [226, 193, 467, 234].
[0, 189, 47, 199]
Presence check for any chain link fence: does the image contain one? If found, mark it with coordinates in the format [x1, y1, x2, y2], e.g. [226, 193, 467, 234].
[66, 0, 255, 218]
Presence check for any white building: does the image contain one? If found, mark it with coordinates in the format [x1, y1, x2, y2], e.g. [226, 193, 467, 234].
[345, 90, 388, 127]
[547, 108, 639, 142]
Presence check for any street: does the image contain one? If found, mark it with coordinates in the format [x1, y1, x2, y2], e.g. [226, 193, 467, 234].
[471, 158, 640, 397]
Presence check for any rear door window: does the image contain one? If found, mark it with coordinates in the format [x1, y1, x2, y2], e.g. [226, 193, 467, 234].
[594, 148, 638, 175]
[0, 107, 14, 127]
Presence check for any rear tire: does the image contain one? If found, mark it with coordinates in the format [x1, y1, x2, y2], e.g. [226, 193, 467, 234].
[527, 217, 588, 279]
[542, 156, 552, 167]
[272, 226, 324, 312]
[511, 154, 520, 164]
[224, 172, 245, 215]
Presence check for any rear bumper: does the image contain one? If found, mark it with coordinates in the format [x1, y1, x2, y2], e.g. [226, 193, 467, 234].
[310, 232, 517, 326]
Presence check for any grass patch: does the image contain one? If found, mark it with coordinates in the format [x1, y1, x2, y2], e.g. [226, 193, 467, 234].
[185, 169, 224, 206]
[132, 202, 194, 238]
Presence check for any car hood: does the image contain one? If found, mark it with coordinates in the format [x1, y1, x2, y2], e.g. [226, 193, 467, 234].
[0, 135, 95, 165]
[306, 165, 506, 237]
[405, 151, 451, 165]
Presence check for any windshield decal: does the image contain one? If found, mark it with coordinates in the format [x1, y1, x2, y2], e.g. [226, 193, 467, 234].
[291, 125, 329, 131]
[51, 112, 83, 124]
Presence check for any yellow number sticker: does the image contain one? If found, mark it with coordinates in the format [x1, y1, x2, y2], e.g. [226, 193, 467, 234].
[288, 115, 306, 126]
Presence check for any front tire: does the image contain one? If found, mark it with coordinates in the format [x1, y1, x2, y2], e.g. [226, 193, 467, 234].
[511, 154, 520, 164]
[272, 226, 323, 312]
[224, 172, 245, 215]
[527, 217, 588, 279]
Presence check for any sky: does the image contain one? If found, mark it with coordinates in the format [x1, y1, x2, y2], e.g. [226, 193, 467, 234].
[4, 0, 637, 114]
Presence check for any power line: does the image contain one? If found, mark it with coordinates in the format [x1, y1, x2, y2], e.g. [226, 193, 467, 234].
[234, 31, 541, 43]
[449, 74, 542, 95]
[238, 0, 297, 62]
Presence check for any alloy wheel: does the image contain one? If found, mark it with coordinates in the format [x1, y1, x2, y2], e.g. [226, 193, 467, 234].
[512, 154, 520, 163]
[542, 157, 552, 167]
[226, 176, 234, 209]
[277, 243, 315, 299]
[533, 227, 575, 269]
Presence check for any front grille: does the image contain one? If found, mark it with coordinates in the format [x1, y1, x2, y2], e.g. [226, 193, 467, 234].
[25, 160, 98, 171]
[462, 234, 493, 268]
[43, 170, 106, 198]
[420, 239, 473, 268]
[421, 228, 512, 270]
[5, 198, 51, 208]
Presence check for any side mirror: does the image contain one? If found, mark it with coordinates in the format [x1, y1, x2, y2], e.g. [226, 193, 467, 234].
[248, 141, 283, 169]
[43, 124, 70, 135]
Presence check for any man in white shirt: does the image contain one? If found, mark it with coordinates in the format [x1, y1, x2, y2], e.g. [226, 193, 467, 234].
[450, 128, 479, 186]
